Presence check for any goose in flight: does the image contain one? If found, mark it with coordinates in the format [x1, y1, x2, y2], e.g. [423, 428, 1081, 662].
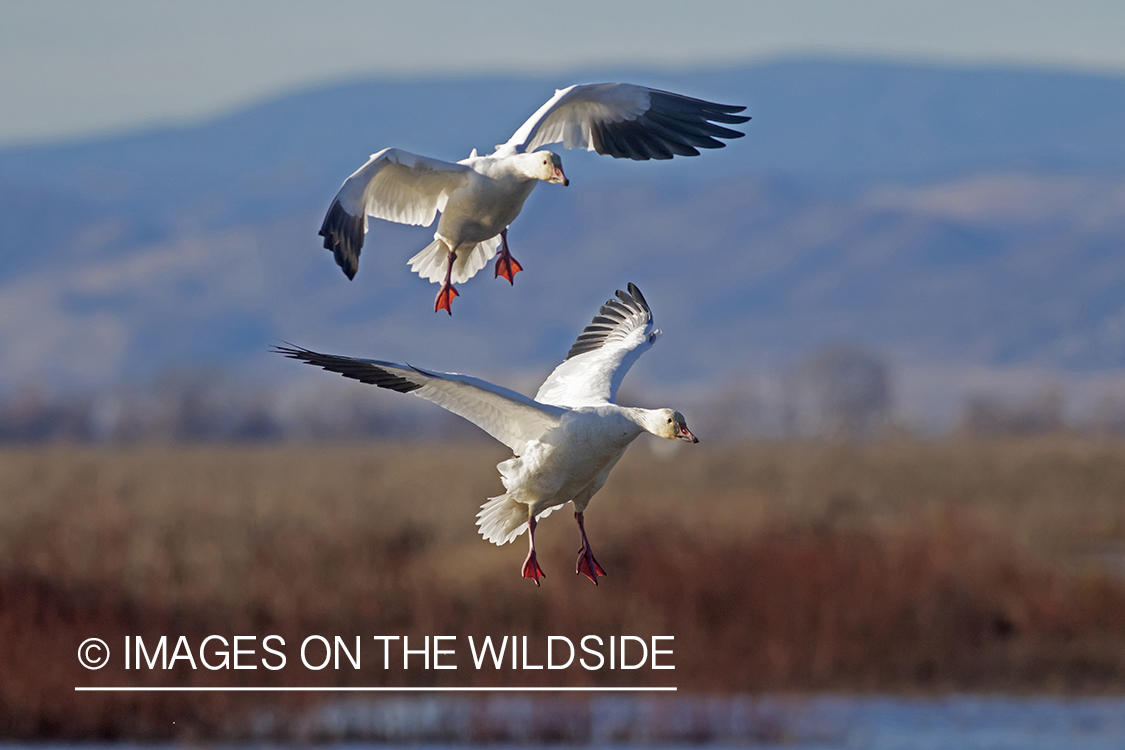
[276, 283, 697, 585]
[320, 83, 749, 313]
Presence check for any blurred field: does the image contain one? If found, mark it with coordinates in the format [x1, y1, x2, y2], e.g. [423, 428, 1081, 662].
[4, 437, 1125, 739]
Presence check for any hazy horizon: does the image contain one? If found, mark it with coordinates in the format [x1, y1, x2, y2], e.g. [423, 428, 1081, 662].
[3, 0, 1125, 145]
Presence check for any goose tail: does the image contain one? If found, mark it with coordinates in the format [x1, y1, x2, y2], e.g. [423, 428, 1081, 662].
[476, 494, 528, 546]
[408, 235, 501, 284]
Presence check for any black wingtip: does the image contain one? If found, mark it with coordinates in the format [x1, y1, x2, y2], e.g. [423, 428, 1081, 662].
[615, 284, 650, 316]
[565, 284, 653, 360]
[319, 200, 364, 280]
[601, 91, 750, 160]
[273, 343, 314, 361]
[273, 342, 422, 394]
[626, 282, 649, 311]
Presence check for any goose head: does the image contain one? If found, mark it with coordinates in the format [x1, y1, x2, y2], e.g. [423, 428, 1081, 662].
[645, 408, 699, 443]
[523, 150, 568, 185]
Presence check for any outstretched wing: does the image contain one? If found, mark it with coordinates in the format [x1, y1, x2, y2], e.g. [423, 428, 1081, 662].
[500, 83, 749, 160]
[534, 283, 660, 408]
[276, 345, 564, 455]
[320, 147, 473, 279]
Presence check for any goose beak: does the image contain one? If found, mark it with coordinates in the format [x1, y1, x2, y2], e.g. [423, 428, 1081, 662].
[676, 424, 699, 443]
[550, 165, 569, 186]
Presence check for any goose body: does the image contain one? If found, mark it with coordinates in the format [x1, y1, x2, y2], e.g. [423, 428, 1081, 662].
[320, 83, 749, 313]
[486, 406, 643, 539]
[277, 283, 696, 585]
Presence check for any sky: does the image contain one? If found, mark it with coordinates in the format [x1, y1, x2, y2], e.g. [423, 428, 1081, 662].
[2, 0, 1125, 145]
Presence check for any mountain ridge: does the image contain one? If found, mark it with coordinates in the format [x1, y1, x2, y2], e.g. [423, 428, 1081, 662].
[1, 58, 1123, 428]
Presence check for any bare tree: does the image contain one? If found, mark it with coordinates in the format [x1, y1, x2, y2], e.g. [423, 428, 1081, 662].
[959, 386, 1065, 437]
[788, 345, 893, 439]
[0, 385, 94, 442]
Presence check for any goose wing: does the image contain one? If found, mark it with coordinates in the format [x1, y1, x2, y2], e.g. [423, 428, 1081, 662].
[276, 345, 564, 455]
[534, 283, 659, 408]
[500, 83, 749, 160]
[320, 147, 473, 279]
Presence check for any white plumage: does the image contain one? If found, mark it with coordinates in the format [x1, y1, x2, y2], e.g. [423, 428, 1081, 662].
[276, 283, 697, 585]
[319, 83, 749, 313]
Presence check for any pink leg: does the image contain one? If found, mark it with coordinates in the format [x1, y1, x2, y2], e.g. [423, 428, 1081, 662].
[434, 250, 459, 314]
[522, 515, 545, 586]
[575, 512, 606, 584]
[494, 228, 523, 285]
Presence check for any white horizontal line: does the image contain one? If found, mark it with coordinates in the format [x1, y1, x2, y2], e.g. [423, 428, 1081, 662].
[75, 686, 677, 693]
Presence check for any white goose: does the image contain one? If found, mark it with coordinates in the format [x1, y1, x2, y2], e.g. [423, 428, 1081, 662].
[320, 83, 749, 313]
[276, 283, 697, 585]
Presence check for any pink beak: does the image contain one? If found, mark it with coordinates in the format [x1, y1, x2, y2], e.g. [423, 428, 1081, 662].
[676, 424, 699, 443]
[551, 166, 569, 186]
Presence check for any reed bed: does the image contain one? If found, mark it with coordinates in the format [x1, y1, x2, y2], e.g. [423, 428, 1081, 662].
[3, 437, 1125, 738]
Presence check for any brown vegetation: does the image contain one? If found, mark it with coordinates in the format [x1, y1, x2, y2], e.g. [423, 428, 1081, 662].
[3, 438, 1125, 738]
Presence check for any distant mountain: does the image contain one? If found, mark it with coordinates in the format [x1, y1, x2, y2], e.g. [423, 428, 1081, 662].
[1, 58, 1124, 428]
[7, 59, 1125, 188]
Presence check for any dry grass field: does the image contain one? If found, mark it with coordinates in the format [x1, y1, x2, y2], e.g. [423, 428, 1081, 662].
[3, 437, 1125, 738]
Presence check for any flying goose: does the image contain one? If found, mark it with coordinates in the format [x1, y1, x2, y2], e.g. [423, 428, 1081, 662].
[276, 283, 697, 585]
[320, 83, 749, 313]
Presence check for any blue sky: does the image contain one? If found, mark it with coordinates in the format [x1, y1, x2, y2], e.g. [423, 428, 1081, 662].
[2, 0, 1124, 145]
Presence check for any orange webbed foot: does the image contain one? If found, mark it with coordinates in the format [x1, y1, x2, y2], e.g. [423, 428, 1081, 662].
[522, 552, 546, 587]
[494, 251, 523, 285]
[576, 548, 606, 585]
[574, 511, 605, 585]
[434, 284, 459, 315]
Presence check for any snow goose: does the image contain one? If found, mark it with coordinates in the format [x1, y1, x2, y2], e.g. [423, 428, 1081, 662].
[320, 83, 749, 313]
[276, 283, 697, 585]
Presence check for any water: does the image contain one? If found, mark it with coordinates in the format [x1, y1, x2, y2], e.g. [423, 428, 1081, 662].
[10, 695, 1125, 748]
[724, 695, 1125, 748]
[282, 694, 1125, 747]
